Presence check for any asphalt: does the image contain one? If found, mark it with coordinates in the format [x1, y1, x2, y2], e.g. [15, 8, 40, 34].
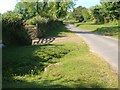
[66, 23, 118, 71]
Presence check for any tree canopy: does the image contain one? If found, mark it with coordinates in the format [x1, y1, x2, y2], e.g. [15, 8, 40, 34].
[69, 0, 119, 23]
[71, 6, 90, 22]
[14, 1, 74, 20]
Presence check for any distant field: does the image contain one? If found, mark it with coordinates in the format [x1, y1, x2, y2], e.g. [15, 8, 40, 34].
[3, 25, 118, 88]
[72, 21, 119, 39]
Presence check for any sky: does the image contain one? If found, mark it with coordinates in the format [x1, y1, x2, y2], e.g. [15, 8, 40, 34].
[0, 0, 17, 14]
[0, 0, 100, 14]
[74, 0, 100, 8]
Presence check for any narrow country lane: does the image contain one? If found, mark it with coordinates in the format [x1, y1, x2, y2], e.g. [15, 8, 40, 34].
[66, 23, 118, 71]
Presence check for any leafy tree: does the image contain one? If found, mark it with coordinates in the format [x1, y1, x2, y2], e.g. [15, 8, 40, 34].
[100, 1, 120, 21]
[72, 6, 84, 22]
[14, 2, 37, 19]
[90, 0, 119, 23]
[91, 5, 104, 24]
[14, 1, 74, 19]
[82, 8, 90, 22]
[71, 6, 90, 22]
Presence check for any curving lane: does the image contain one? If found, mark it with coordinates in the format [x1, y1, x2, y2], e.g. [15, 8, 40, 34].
[66, 23, 118, 71]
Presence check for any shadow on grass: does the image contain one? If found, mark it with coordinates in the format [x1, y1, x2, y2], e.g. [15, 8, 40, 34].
[92, 26, 119, 37]
[70, 25, 119, 39]
[2, 44, 65, 82]
[2, 73, 110, 89]
[46, 25, 72, 37]
[2, 44, 114, 89]
[2, 24, 74, 89]
[3, 44, 115, 89]
[2, 77, 113, 89]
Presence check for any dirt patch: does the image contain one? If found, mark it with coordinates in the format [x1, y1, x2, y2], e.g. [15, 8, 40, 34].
[32, 33, 85, 45]
[44, 62, 62, 72]
[52, 34, 85, 45]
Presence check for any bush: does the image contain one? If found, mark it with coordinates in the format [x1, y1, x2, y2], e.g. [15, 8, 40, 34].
[93, 26, 119, 37]
[25, 16, 63, 38]
[25, 16, 48, 25]
[2, 11, 32, 46]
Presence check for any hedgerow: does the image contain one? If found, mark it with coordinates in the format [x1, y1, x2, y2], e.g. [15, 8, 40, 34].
[2, 11, 32, 45]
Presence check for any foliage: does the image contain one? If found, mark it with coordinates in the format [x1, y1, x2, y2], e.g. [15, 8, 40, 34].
[71, 6, 90, 22]
[38, 19, 64, 38]
[72, 6, 84, 22]
[25, 16, 48, 25]
[14, 1, 74, 19]
[2, 0, 74, 46]
[69, 0, 119, 24]
[90, 1, 119, 23]
[81, 8, 90, 22]
[25, 16, 64, 38]
[12, 1, 73, 40]
[14, 2, 37, 20]
[91, 5, 104, 24]
[2, 11, 32, 45]
[100, 1, 120, 20]
[65, 11, 74, 20]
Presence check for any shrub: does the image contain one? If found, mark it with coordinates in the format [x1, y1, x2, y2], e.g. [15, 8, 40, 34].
[25, 16, 48, 25]
[2, 11, 32, 46]
[25, 16, 63, 38]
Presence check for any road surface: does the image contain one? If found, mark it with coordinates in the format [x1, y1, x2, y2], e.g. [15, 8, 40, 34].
[66, 23, 118, 71]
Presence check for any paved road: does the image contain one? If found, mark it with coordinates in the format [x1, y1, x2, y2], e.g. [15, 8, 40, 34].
[66, 23, 118, 71]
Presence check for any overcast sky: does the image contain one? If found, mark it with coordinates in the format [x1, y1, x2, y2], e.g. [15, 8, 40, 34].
[0, 0, 100, 14]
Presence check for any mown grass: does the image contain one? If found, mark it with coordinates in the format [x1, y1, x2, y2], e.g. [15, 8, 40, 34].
[2, 44, 71, 80]
[72, 21, 119, 39]
[3, 43, 118, 88]
[46, 24, 72, 37]
[2, 24, 118, 89]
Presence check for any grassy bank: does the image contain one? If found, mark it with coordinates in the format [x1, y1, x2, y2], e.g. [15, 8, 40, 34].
[72, 21, 119, 39]
[3, 25, 118, 88]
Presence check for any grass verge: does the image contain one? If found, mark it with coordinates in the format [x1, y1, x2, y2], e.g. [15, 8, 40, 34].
[3, 24, 118, 88]
[72, 21, 119, 39]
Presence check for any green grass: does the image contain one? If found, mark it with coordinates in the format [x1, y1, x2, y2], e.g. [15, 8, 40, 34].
[72, 21, 119, 39]
[46, 24, 72, 37]
[3, 44, 71, 79]
[3, 43, 118, 88]
[3, 24, 118, 88]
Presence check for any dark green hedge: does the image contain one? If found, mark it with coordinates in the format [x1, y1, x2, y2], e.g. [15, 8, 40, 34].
[2, 12, 63, 46]
[2, 12, 32, 46]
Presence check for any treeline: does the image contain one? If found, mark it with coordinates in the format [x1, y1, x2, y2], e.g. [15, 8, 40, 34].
[14, 1, 73, 20]
[2, 1, 73, 46]
[67, 0, 119, 24]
